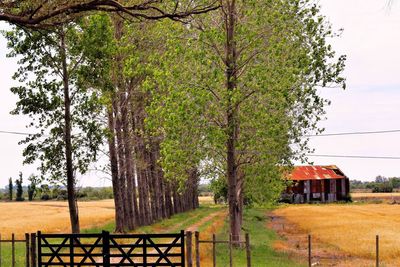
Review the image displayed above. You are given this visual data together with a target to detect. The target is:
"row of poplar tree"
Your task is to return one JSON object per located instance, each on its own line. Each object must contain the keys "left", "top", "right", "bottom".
{"left": 4, "top": 0, "right": 345, "bottom": 238}
{"left": 5, "top": 15, "right": 200, "bottom": 233}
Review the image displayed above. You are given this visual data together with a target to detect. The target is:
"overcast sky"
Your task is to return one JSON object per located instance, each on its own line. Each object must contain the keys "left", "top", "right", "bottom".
{"left": 0, "top": 0, "right": 400, "bottom": 187}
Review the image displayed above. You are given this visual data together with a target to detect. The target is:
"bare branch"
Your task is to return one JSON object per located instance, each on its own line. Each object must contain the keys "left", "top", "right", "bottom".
{"left": 0, "top": 0, "right": 220, "bottom": 28}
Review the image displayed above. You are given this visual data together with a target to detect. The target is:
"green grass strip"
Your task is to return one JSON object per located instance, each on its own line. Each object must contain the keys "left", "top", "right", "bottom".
{"left": 214, "top": 208, "right": 305, "bottom": 267}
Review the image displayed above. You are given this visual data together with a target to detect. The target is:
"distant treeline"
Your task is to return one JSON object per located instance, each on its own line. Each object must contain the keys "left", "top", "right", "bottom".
{"left": 0, "top": 184, "right": 113, "bottom": 201}
{"left": 1, "top": 182, "right": 212, "bottom": 202}
{"left": 351, "top": 176, "right": 400, "bottom": 193}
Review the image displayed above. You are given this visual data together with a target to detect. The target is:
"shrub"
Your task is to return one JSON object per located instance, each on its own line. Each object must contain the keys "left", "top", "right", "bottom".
{"left": 372, "top": 184, "right": 393, "bottom": 193}
{"left": 41, "top": 194, "right": 50, "bottom": 200}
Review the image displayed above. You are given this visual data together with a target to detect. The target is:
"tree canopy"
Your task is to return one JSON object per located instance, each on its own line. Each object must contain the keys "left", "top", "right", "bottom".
{"left": 145, "top": 0, "right": 345, "bottom": 241}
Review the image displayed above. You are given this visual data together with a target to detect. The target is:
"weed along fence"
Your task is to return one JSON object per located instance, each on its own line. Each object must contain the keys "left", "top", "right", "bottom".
{"left": 2, "top": 230, "right": 251, "bottom": 267}
{"left": 307, "top": 234, "right": 383, "bottom": 267}
{"left": 0, "top": 230, "right": 391, "bottom": 266}
{"left": 185, "top": 231, "right": 251, "bottom": 267}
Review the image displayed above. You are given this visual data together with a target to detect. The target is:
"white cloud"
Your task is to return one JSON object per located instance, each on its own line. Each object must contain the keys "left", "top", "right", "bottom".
{"left": 320, "top": 0, "right": 400, "bottom": 88}
{"left": 306, "top": 0, "right": 400, "bottom": 180}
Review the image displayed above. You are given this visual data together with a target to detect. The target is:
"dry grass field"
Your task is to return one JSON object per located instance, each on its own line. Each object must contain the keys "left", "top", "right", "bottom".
{"left": 352, "top": 192, "right": 400, "bottom": 203}
{"left": 0, "top": 197, "right": 216, "bottom": 239}
{"left": 352, "top": 192, "right": 400, "bottom": 198}
{"left": 274, "top": 204, "right": 400, "bottom": 265}
{"left": 198, "top": 195, "right": 214, "bottom": 204}
{"left": 0, "top": 200, "right": 115, "bottom": 238}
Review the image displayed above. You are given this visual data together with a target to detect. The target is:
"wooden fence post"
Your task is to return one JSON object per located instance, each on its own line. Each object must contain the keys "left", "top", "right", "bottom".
{"left": 30, "top": 233, "right": 36, "bottom": 267}
{"left": 229, "top": 233, "right": 233, "bottom": 267}
{"left": 181, "top": 230, "right": 186, "bottom": 267}
{"left": 0, "top": 233, "right": 2, "bottom": 267}
{"left": 12, "top": 233, "right": 15, "bottom": 267}
{"left": 212, "top": 234, "right": 216, "bottom": 267}
{"left": 376, "top": 235, "right": 379, "bottom": 267}
{"left": 195, "top": 231, "right": 200, "bottom": 267}
{"left": 102, "top": 231, "right": 110, "bottom": 267}
{"left": 186, "top": 231, "right": 193, "bottom": 267}
{"left": 37, "top": 232, "right": 42, "bottom": 267}
{"left": 245, "top": 233, "right": 251, "bottom": 267}
{"left": 25, "top": 233, "right": 30, "bottom": 267}
{"left": 308, "top": 234, "right": 311, "bottom": 267}
{"left": 70, "top": 235, "right": 74, "bottom": 266}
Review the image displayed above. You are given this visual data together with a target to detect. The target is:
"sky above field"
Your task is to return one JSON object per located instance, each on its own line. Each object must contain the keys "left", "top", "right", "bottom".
{"left": 0, "top": 0, "right": 400, "bottom": 187}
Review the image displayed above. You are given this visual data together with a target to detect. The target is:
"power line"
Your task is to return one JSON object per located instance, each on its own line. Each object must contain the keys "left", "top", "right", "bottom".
{"left": 0, "top": 130, "right": 32, "bottom": 136}
{"left": 305, "top": 129, "right": 400, "bottom": 137}
{"left": 306, "top": 154, "right": 400, "bottom": 160}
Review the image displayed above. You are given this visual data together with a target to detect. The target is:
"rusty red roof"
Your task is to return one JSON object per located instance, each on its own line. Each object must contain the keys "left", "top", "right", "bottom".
{"left": 287, "top": 165, "right": 347, "bottom": 181}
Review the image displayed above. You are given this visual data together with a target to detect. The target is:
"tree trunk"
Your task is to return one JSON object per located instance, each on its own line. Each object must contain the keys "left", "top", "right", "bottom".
{"left": 107, "top": 107, "right": 125, "bottom": 232}
{"left": 119, "top": 91, "right": 136, "bottom": 230}
{"left": 60, "top": 29, "right": 80, "bottom": 234}
{"left": 122, "top": 99, "right": 138, "bottom": 228}
{"left": 130, "top": 104, "right": 145, "bottom": 226}
{"left": 225, "top": 0, "right": 241, "bottom": 243}
{"left": 132, "top": 96, "right": 152, "bottom": 225}
{"left": 114, "top": 97, "right": 132, "bottom": 231}
{"left": 164, "top": 180, "right": 173, "bottom": 218}
{"left": 150, "top": 142, "right": 162, "bottom": 220}
{"left": 159, "top": 168, "right": 168, "bottom": 219}
{"left": 190, "top": 168, "right": 199, "bottom": 209}
{"left": 144, "top": 150, "right": 154, "bottom": 223}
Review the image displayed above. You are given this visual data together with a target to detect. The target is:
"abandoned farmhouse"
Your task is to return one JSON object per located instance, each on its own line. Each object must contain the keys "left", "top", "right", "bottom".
{"left": 284, "top": 165, "right": 350, "bottom": 203}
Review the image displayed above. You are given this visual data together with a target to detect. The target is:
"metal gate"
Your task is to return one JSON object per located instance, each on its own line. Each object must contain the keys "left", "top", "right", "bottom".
{"left": 37, "top": 230, "right": 185, "bottom": 266}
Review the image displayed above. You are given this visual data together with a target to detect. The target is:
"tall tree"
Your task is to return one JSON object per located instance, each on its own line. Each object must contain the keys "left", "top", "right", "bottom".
{"left": 148, "top": 0, "right": 345, "bottom": 242}
{"left": 8, "top": 177, "right": 13, "bottom": 201}
{"left": 27, "top": 174, "right": 38, "bottom": 201}
{"left": 5, "top": 24, "right": 104, "bottom": 233}
{"left": 82, "top": 15, "right": 203, "bottom": 231}
{"left": 15, "top": 172, "right": 24, "bottom": 201}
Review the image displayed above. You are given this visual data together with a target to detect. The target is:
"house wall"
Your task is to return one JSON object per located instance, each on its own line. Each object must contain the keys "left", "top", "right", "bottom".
{"left": 288, "top": 178, "right": 350, "bottom": 203}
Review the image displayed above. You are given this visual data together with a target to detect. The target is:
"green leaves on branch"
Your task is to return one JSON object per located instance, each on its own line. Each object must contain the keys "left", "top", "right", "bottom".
{"left": 146, "top": 0, "right": 345, "bottom": 204}
{"left": 5, "top": 21, "right": 107, "bottom": 185}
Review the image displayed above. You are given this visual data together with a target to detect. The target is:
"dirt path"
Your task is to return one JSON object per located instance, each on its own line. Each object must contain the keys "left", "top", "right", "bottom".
{"left": 267, "top": 212, "right": 379, "bottom": 267}
{"left": 186, "top": 210, "right": 225, "bottom": 232}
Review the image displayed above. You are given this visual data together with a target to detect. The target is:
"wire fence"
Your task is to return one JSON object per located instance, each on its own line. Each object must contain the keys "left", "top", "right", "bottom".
{"left": 186, "top": 231, "right": 251, "bottom": 267}
{"left": 0, "top": 230, "right": 393, "bottom": 267}
{"left": 0, "top": 233, "right": 34, "bottom": 267}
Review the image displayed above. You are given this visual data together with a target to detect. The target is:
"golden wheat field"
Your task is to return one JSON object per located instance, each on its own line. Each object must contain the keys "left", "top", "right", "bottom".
{"left": 274, "top": 204, "right": 400, "bottom": 263}
{"left": 352, "top": 192, "right": 400, "bottom": 198}
{"left": 198, "top": 195, "right": 214, "bottom": 204}
{"left": 0, "top": 200, "right": 115, "bottom": 238}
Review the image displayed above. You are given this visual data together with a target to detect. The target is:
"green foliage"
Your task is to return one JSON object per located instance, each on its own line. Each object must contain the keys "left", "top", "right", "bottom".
{"left": 15, "top": 172, "right": 24, "bottom": 201}
{"left": 39, "top": 184, "right": 50, "bottom": 200}
{"left": 5, "top": 22, "right": 105, "bottom": 186}
{"left": 351, "top": 176, "right": 400, "bottom": 192}
{"left": 146, "top": 0, "right": 345, "bottom": 204}
{"left": 372, "top": 184, "right": 393, "bottom": 193}
{"left": 389, "top": 177, "right": 400, "bottom": 189}
{"left": 198, "top": 183, "right": 212, "bottom": 196}
{"left": 77, "top": 187, "right": 114, "bottom": 200}
{"left": 27, "top": 174, "right": 38, "bottom": 201}
{"left": 210, "top": 177, "right": 228, "bottom": 204}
